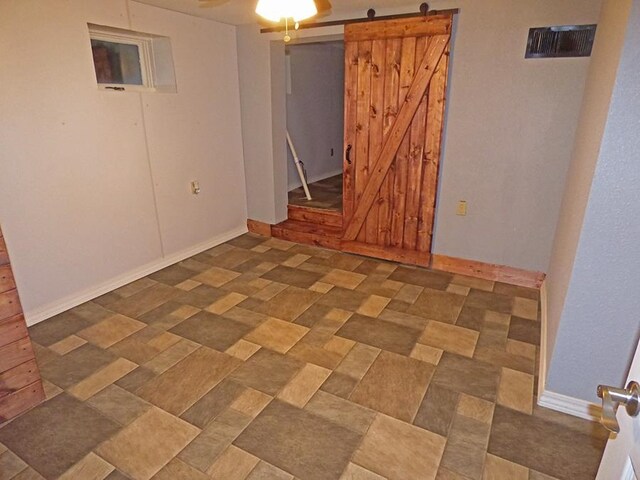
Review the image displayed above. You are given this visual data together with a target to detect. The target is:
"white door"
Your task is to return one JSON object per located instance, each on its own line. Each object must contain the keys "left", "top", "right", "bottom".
{"left": 597, "top": 338, "right": 640, "bottom": 479}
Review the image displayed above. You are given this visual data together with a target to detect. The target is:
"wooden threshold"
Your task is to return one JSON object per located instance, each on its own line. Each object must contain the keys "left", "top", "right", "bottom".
{"left": 431, "top": 254, "right": 545, "bottom": 289}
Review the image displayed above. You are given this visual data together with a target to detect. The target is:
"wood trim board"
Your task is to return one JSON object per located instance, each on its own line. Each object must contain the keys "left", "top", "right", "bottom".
{"left": 247, "top": 219, "right": 272, "bottom": 237}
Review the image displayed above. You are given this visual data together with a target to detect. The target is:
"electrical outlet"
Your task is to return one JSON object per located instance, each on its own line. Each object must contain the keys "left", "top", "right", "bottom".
{"left": 456, "top": 200, "right": 467, "bottom": 216}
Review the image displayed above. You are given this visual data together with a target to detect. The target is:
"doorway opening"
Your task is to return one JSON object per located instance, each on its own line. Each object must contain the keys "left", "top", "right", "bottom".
{"left": 286, "top": 40, "right": 344, "bottom": 212}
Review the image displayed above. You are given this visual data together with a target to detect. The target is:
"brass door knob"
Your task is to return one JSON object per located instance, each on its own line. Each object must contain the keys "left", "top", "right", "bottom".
{"left": 596, "top": 381, "right": 640, "bottom": 433}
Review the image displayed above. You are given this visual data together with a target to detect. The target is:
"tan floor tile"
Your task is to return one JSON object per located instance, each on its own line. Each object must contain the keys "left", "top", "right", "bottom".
{"left": 394, "top": 284, "right": 423, "bottom": 304}
{"left": 206, "top": 292, "right": 248, "bottom": 314}
{"left": 309, "top": 281, "right": 335, "bottom": 293}
{"left": 247, "top": 461, "right": 293, "bottom": 480}
{"left": 231, "top": 388, "right": 273, "bottom": 417}
{"left": 255, "top": 261, "right": 278, "bottom": 274}
{"left": 87, "top": 384, "right": 152, "bottom": 426}
{"left": 244, "top": 317, "right": 309, "bottom": 354}
{"left": 78, "top": 315, "right": 146, "bottom": 349}
{"left": 321, "top": 269, "right": 367, "bottom": 290}
{"left": 69, "top": 358, "right": 138, "bottom": 401}
{"left": 251, "top": 244, "right": 271, "bottom": 253}
{"left": 207, "top": 445, "right": 260, "bottom": 479}
{"left": 451, "top": 274, "right": 494, "bottom": 292}
{"left": 282, "top": 253, "right": 311, "bottom": 267}
{"left": 153, "top": 458, "right": 209, "bottom": 480}
{"left": 420, "top": 321, "right": 479, "bottom": 358}
{"left": 335, "top": 343, "right": 381, "bottom": 379}
{"left": 484, "top": 311, "right": 511, "bottom": 326}
{"left": 446, "top": 283, "right": 470, "bottom": 296}
{"left": 505, "top": 339, "right": 537, "bottom": 360}
{"left": 175, "top": 279, "right": 201, "bottom": 291}
{"left": 325, "top": 308, "right": 353, "bottom": 323}
{"left": 195, "top": 267, "right": 241, "bottom": 287}
{"left": 512, "top": 297, "right": 538, "bottom": 320}
{"left": 305, "top": 391, "right": 376, "bottom": 435}
{"left": 353, "top": 414, "right": 446, "bottom": 480}
{"left": 381, "top": 279, "right": 404, "bottom": 291}
{"left": 172, "top": 304, "right": 201, "bottom": 320}
{"left": 58, "top": 452, "right": 114, "bottom": 480}
{"left": 356, "top": 295, "right": 391, "bottom": 318}
{"left": 248, "top": 277, "right": 272, "bottom": 290}
{"left": 324, "top": 336, "right": 356, "bottom": 356}
{"left": 97, "top": 407, "right": 199, "bottom": 480}
{"left": 0, "top": 450, "right": 27, "bottom": 479}
{"left": 226, "top": 339, "right": 261, "bottom": 360}
{"left": 483, "top": 453, "right": 529, "bottom": 480}
{"left": 497, "top": 368, "right": 534, "bottom": 414}
{"left": 341, "top": 462, "right": 386, "bottom": 480}
{"left": 456, "top": 394, "right": 495, "bottom": 424}
{"left": 144, "top": 338, "right": 200, "bottom": 374}
{"left": 49, "top": 335, "right": 87, "bottom": 355}
{"left": 410, "top": 343, "right": 444, "bottom": 365}
{"left": 252, "top": 282, "right": 288, "bottom": 301}
{"left": 12, "top": 467, "right": 46, "bottom": 480}
{"left": 146, "top": 332, "right": 180, "bottom": 352}
{"left": 436, "top": 466, "right": 472, "bottom": 479}
{"left": 350, "top": 351, "right": 434, "bottom": 422}
{"left": 277, "top": 363, "right": 332, "bottom": 407}
{"left": 137, "top": 347, "right": 240, "bottom": 415}
{"left": 263, "top": 237, "right": 295, "bottom": 251}
{"left": 42, "top": 379, "right": 63, "bottom": 399}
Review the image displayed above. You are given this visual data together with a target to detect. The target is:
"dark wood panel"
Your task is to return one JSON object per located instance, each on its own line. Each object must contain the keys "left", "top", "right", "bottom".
{"left": 0, "top": 289, "right": 21, "bottom": 321}
{"left": 0, "top": 337, "right": 35, "bottom": 375}
{"left": 0, "top": 314, "right": 28, "bottom": 349}
{"left": 287, "top": 206, "right": 343, "bottom": 228}
{"left": 345, "top": 15, "right": 452, "bottom": 42}
{"left": 0, "top": 381, "right": 45, "bottom": 423}
{"left": 247, "top": 219, "right": 272, "bottom": 237}
{"left": 0, "top": 360, "right": 40, "bottom": 399}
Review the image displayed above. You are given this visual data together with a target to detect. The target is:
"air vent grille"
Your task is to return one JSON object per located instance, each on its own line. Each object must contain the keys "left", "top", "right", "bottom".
{"left": 526, "top": 25, "right": 597, "bottom": 58}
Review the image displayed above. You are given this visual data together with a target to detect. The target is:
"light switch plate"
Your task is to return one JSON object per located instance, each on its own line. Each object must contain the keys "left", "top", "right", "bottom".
{"left": 456, "top": 201, "right": 467, "bottom": 216}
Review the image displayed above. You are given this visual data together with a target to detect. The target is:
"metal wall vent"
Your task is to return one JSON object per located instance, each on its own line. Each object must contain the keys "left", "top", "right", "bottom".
{"left": 525, "top": 25, "right": 597, "bottom": 58}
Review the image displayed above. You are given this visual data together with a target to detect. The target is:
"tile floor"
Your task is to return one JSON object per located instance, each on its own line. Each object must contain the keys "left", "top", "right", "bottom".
{"left": 0, "top": 234, "right": 608, "bottom": 480}
{"left": 288, "top": 174, "right": 343, "bottom": 211}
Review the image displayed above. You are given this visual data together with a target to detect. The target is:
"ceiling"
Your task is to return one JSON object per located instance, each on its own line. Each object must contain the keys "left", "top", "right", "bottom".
{"left": 134, "top": 0, "right": 421, "bottom": 26}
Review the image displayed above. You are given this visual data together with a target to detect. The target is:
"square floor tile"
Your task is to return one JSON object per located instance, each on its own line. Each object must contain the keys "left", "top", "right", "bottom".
{"left": 419, "top": 321, "right": 479, "bottom": 358}
{"left": 431, "top": 353, "right": 501, "bottom": 402}
{"left": 336, "top": 314, "right": 421, "bottom": 356}
{"left": 407, "top": 289, "right": 465, "bottom": 323}
{"left": 39, "top": 343, "right": 116, "bottom": 389}
{"left": 0, "top": 394, "right": 119, "bottom": 479}
{"left": 170, "top": 311, "right": 253, "bottom": 352}
{"left": 97, "top": 407, "right": 199, "bottom": 480}
{"left": 244, "top": 317, "right": 309, "bottom": 354}
{"left": 235, "top": 400, "right": 361, "bottom": 480}
{"left": 229, "top": 349, "right": 303, "bottom": 396}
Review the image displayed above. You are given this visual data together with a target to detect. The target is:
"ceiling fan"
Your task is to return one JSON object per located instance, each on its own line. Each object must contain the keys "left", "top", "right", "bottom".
{"left": 197, "top": 0, "right": 333, "bottom": 21}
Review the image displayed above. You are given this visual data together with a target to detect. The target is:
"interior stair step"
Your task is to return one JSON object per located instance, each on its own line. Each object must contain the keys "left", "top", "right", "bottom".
{"left": 271, "top": 219, "right": 342, "bottom": 249}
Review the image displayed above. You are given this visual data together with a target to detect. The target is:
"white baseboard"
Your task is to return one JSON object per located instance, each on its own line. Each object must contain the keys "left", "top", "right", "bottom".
{"left": 287, "top": 167, "right": 343, "bottom": 192}
{"left": 536, "top": 280, "right": 601, "bottom": 422}
{"left": 24, "top": 225, "right": 248, "bottom": 327}
{"left": 538, "top": 389, "right": 601, "bottom": 421}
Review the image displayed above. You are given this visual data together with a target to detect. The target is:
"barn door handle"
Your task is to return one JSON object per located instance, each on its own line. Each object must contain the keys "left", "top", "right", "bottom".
{"left": 345, "top": 144, "right": 352, "bottom": 164}
{"left": 596, "top": 381, "right": 640, "bottom": 433}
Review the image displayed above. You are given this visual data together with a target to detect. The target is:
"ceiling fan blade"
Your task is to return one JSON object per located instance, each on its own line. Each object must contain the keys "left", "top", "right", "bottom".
{"left": 198, "top": 0, "right": 231, "bottom": 7}
{"left": 315, "top": 0, "right": 332, "bottom": 14}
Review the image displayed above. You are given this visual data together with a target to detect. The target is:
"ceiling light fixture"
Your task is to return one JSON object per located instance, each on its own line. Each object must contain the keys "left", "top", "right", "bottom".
{"left": 255, "top": 0, "right": 318, "bottom": 42}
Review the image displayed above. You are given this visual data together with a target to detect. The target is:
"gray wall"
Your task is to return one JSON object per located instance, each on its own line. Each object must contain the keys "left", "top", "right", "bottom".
{"left": 237, "top": 0, "right": 602, "bottom": 271}
{"left": 545, "top": 0, "right": 639, "bottom": 401}
{"left": 286, "top": 42, "right": 344, "bottom": 190}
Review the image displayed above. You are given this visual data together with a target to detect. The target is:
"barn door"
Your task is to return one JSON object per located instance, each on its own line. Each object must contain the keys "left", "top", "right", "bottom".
{"left": 342, "top": 15, "right": 452, "bottom": 266}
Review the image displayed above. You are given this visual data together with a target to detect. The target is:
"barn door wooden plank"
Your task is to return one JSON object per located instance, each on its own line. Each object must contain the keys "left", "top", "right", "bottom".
{"left": 377, "top": 38, "right": 402, "bottom": 246}
{"left": 403, "top": 36, "right": 429, "bottom": 250}
{"left": 344, "top": 15, "right": 452, "bottom": 42}
{"left": 390, "top": 36, "right": 416, "bottom": 248}
{"left": 365, "top": 39, "right": 387, "bottom": 244}
{"left": 418, "top": 44, "right": 450, "bottom": 252}
{"left": 344, "top": 34, "right": 449, "bottom": 241}
{"left": 343, "top": 42, "right": 359, "bottom": 227}
{"left": 354, "top": 41, "right": 373, "bottom": 243}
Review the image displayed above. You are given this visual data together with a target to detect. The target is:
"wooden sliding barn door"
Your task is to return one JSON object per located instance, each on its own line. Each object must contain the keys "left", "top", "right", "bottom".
{"left": 342, "top": 15, "right": 452, "bottom": 266}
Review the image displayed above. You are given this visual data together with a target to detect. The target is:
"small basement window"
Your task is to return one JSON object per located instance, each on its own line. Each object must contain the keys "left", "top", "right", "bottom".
{"left": 88, "top": 24, "right": 177, "bottom": 93}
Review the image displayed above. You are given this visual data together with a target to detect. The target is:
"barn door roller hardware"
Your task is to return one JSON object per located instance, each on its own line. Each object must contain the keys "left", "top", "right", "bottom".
{"left": 260, "top": 3, "right": 459, "bottom": 34}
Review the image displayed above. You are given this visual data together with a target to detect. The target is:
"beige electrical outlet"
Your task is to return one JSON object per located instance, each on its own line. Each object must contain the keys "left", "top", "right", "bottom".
{"left": 456, "top": 200, "right": 467, "bottom": 216}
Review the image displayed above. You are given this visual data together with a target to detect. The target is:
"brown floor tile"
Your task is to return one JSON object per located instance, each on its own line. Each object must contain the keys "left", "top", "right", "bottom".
{"left": 235, "top": 400, "right": 361, "bottom": 480}
{"left": 0, "top": 394, "right": 119, "bottom": 479}
{"left": 305, "top": 390, "right": 376, "bottom": 434}
{"left": 148, "top": 264, "right": 197, "bottom": 286}
{"left": 137, "top": 347, "right": 240, "bottom": 415}
{"left": 177, "top": 418, "right": 243, "bottom": 472}
{"left": 97, "top": 407, "right": 199, "bottom": 480}
{"left": 350, "top": 351, "right": 434, "bottom": 422}
{"left": 420, "top": 321, "right": 479, "bottom": 358}
{"left": 431, "top": 353, "right": 501, "bottom": 402}
{"left": 508, "top": 316, "right": 541, "bottom": 345}
{"left": 246, "top": 461, "right": 294, "bottom": 480}
{"left": 464, "top": 290, "right": 513, "bottom": 314}
{"left": 497, "top": 367, "right": 534, "bottom": 414}
{"left": 108, "top": 283, "right": 179, "bottom": 319}
{"left": 170, "top": 310, "right": 253, "bottom": 352}
{"left": 287, "top": 342, "right": 343, "bottom": 370}
{"left": 414, "top": 384, "right": 459, "bottom": 436}
{"left": 316, "top": 287, "right": 369, "bottom": 312}
{"left": 321, "top": 372, "right": 359, "bottom": 398}
{"left": 388, "top": 266, "right": 452, "bottom": 290}
{"left": 336, "top": 314, "right": 420, "bottom": 356}
{"left": 58, "top": 452, "right": 115, "bottom": 480}
{"left": 483, "top": 453, "right": 529, "bottom": 480}
{"left": 262, "top": 265, "right": 323, "bottom": 289}
{"left": 12, "top": 467, "right": 46, "bottom": 480}
{"left": 28, "top": 311, "right": 92, "bottom": 347}
{"left": 229, "top": 349, "right": 303, "bottom": 396}
{"left": 379, "top": 308, "right": 429, "bottom": 330}
{"left": 0, "top": 449, "right": 27, "bottom": 479}
{"left": 407, "top": 288, "right": 466, "bottom": 324}
{"left": 48, "top": 334, "right": 87, "bottom": 356}
{"left": 493, "top": 282, "right": 539, "bottom": 300}
{"left": 39, "top": 343, "right": 117, "bottom": 389}
{"left": 353, "top": 413, "right": 446, "bottom": 480}
{"left": 152, "top": 458, "right": 209, "bottom": 480}
{"left": 87, "top": 384, "right": 152, "bottom": 426}
{"left": 411, "top": 343, "right": 444, "bottom": 365}
{"left": 181, "top": 378, "right": 246, "bottom": 428}
{"left": 277, "top": 363, "right": 331, "bottom": 407}
{"left": 245, "top": 317, "right": 309, "bottom": 354}
{"left": 68, "top": 357, "right": 138, "bottom": 401}
{"left": 231, "top": 388, "right": 272, "bottom": 417}
{"left": 456, "top": 393, "right": 495, "bottom": 424}
{"left": 255, "top": 286, "right": 321, "bottom": 321}
{"left": 143, "top": 338, "right": 200, "bottom": 374}
{"left": 488, "top": 405, "right": 606, "bottom": 480}
{"left": 115, "top": 366, "right": 157, "bottom": 393}
{"left": 340, "top": 463, "right": 386, "bottom": 480}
